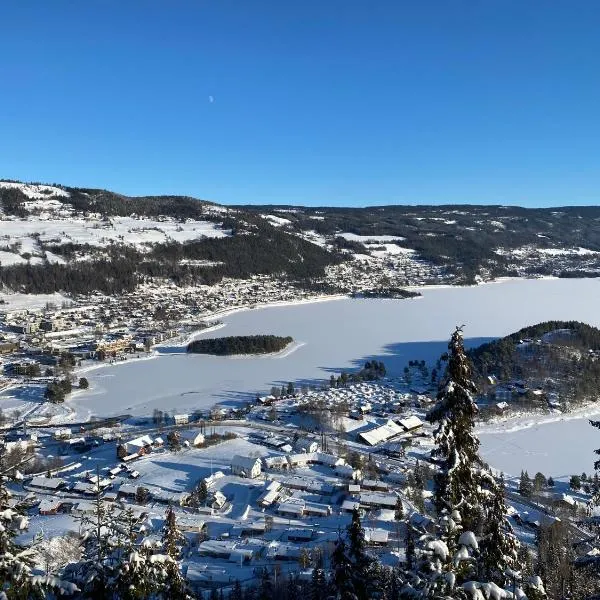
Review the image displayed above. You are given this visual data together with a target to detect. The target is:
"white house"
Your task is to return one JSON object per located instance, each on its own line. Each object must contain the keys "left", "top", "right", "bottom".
{"left": 174, "top": 414, "right": 189, "bottom": 425}
{"left": 364, "top": 528, "right": 389, "bottom": 546}
{"left": 257, "top": 481, "right": 282, "bottom": 507}
{"left": 124, "top": 435, "right": 154, "bottom": 456}
{"left": 293, "top": 437, "right": 318, "bottom": 453}
{"left": 231, "top": 455, "right": 262, "bottom": 479}
{"left": 397, "top": 415, "right": 424, "bottom": 432}
{"left": 210, "top": 490, "right": 227, "bottom": 510}
{"left": 54, "top": 428, "right": 72, "bottom": 441}
{"left": 357, "top": 420, "right": 403, "bottom": 446}
{"left": 180, "top": 430, "right": 205, "bottom": 447}
{"left": 30, "top": 476, "right": 66, "bottom": 491}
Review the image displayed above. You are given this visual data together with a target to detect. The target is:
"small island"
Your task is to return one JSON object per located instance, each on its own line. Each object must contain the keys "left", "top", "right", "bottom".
{"left": 187, "top": 335, "right": 294, "bottom": 356}
{"left": 351, "top": 287, "right": 421, "bottom": 299}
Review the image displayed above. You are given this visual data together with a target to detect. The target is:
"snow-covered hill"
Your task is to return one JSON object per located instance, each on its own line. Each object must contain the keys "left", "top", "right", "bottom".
{"left": 3, "top": 178, "right": 600, "bottom": 296}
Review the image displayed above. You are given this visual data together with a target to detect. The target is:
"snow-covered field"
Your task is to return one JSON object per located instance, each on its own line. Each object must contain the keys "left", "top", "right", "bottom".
{"left": 0, "top": 292, "right": 69, "bottom": 311}
{"left": 338, "top": 233, "right": 406, "bottom": 242}
{"left": 0, "top": 215, "right": 229, "bottom": 259}
{"left": 0, "top": 181, "right": 231, "bottom": 262}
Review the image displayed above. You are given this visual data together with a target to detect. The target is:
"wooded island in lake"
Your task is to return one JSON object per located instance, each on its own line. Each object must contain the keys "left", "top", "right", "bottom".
{"left": 186, "top": 335, "right": 293, "bottom": 356}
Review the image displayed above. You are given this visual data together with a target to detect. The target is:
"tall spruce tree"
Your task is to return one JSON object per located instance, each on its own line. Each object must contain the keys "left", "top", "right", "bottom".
{"left": 330, "top": 509, "right": 376, "bottom": 600}
{"left": 113, "top": 508, "right": 167, "bottom": 600}
{"left": 161, "top": 505, "right": 191, "bottom": 600}
{"left": 71, "top": 470, "right": 119, "bottom": 596}
{"left": 0, "top": 441, "right": 51, "bottom": 599}
{"left": 519, "top": 470, "right": 533, "bottom": 498}
{"left": 331, "top": 537, "right": 357, "bottom": 600}
{"left": 425, "top": 327, "right": 519, "bottom": 590}
{"left": 427, "top": 327, "right": 482, "bottom": 531}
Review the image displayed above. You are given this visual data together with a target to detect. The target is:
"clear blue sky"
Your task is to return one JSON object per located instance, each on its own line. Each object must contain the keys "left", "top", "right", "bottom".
{"left": 1, "top": 1, "right": 599, "bottom": 207}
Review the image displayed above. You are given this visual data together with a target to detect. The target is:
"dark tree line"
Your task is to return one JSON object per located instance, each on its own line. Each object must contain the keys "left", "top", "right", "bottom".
{"left": 0, "top": 227, "right": 343, "bottom": 295}
{"left": 187, "top": 335, "right": 293, "bottom": 356}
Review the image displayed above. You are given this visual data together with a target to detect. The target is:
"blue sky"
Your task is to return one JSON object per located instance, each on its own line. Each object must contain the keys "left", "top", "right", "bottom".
{"left": 1, "top": 1, "right": 599, "bottom": 207}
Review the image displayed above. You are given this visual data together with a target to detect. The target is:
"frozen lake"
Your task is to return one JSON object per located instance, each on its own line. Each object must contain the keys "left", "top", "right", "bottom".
{"left": 36, "top": 278, "right": 600, "bottom": 474}
{"left": 478, "top": 412, "right": 600, "bottom": 479}
{"left": 68, "top": 278, "right": 600, "bottom": 419}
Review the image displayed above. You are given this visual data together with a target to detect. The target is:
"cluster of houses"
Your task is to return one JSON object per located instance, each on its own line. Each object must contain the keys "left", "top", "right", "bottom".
{"left": 322, "top": 244, "right": 450, "bottom": 290}
{"left": 119, "top": 430, "right": 206, "bottom": 462}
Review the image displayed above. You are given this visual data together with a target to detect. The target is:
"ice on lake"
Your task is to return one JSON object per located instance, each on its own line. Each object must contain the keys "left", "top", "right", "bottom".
{"left": 40, "top": 277, "right": 600, "bottom": 475}
{"left": 69, "top": 278, "right": 600, "bottom": 417}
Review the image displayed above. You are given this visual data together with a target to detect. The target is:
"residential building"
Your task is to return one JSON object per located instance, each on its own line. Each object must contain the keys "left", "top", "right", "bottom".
{"left": 231, "top": 455, "right": 262, "bottom": 479}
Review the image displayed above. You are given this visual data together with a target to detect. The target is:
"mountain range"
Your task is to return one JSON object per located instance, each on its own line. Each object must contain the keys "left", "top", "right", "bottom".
{"left": 2, "top": 179, "right": 600, "bottom": 296}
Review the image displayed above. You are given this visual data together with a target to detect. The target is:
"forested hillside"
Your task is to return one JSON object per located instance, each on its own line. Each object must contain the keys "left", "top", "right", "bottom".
{"left": 470, "top": 321, "right": 600, "bottom": 407}
{"left": 4, "top": 180, "right": 600, "bottom": 295}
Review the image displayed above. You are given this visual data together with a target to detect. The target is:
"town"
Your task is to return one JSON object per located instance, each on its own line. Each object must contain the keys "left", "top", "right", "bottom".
{"left": 0, "top": 363, "right": 593, "bottom": 596}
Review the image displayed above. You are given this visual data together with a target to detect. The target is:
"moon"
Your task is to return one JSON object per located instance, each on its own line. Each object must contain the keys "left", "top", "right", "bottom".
{"left": 208, "top": 95, "right": 214, "bottom": 103}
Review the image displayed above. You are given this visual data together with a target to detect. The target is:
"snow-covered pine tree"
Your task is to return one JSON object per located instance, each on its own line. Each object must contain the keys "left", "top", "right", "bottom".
{"left": 477, "top": 472, "right": 518, "bottom": 585}
{"left": 331, "top": 537, "right": 357, "bottom": 600}
{"left": 310, "top": 566, "right": 327, "bottom": 600}
{"left": 160, "top": 505, "right": 191, "bottom": 599}
{"left": 346, "top": 508, "right": 373, "bottom": 600}
{"left": 70, "top": 472, "right": 119, "bottom": 596}
{"left": 519, "top": 470, "right": 533, "bottom": 498}
{"left": 0, "top": 439, "right": 79, "bottom": 598}
{"left": 427, "top": 327, "right": 482, "bottom": 532}
{"left": 424, "top": 327, "right": 520, "bottom": 592}
{"left": 310, "top": 548, "right": 328, "bottom": 600}
{"left": 112, "top": 507, "right": 169, "bottom": 600}
{"left": 0, "top": 441, "right": 45, "bottom": 599}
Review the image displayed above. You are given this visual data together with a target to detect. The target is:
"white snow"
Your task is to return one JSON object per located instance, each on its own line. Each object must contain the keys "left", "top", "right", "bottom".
{"left": 537, "top": 247, "right": 599, "bottom": 256}
{"left": 0, "top": 215, "right": 229, "bottom": 252}
{"left": 338, "top": 233, "right": 406, "bottom": 242}
{"left": 427, "top": 539, "right": 449, "bottom": 560}
{"left": 369, "top": 243, "right": 416, "bottom": 257}
{"left": 0, "top": 181, "right": 70, "bottom": 199}
{"left": 0, "top": 251, "right": 27, "bottom": 266}
{"left": 499, "top": 245, "right": 600, "bottom": 257}
{"left": 458, "top": 531, "right": 478, "bottom": 549}
{"left": 0, "top": 292, "right": 68, "bottom": 311}
{"left": 263, "top": 215, "right": 291, "bottom": 227}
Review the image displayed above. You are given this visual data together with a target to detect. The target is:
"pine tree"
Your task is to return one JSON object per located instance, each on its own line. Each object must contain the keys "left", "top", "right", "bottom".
{"left": 112, "top": 508, "right": 164, "bottom": 600}
{"left": 287, "top": 573, "right": 301, "bottom": 600}
{"left": 348, "top": 508, "right": 375, "bottom": 600}
{"left": 394, "top": 496, "right": 404, "bottom": 521}
{"left": 72, "top": 470, "right": 119, "bottom": 596}
{"left": 424, "top": 327, "right": 520, "bottom": 589}
{"left": 160, "top": 505, "right": 191, "bottom": 599}
{"left": 331, "top": 538, "right": 357, "bottom": 600}
{"left": 231, "top": 579, "right": 243, "bottom": 600}
{"left": 405, "top": 524, "right": 415, "bottom": 571}
{"left": 0, "top": 442, "right": 51, "bottom": 599}
{"left": 257, "top": 567, "right": 273, "bottom": 600}
{"left": 519, "top": 470, "right": 533, "bottom": 497}
{"left": 478, "top": 472, "right": 518, "bottom": 584}
{"left": 310, "top": 563, "right": 327, "bottom": 600}
{"left": 533, "top": 472, "right": 547, "bottom": 492}
{"left": 427, "top": 327, "right": 482, "bottom": 531}
{"left": 198, "top": 478, "right": 209, "bottom": 504}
